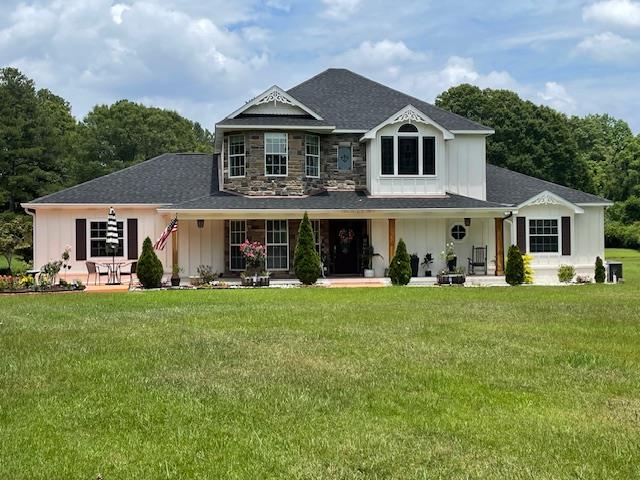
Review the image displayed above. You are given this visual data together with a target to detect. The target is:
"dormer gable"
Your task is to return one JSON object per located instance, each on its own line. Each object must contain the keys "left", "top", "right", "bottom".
{"left": 226, "top": 86, "right": 324, "bottom": 120}
{"left": 361, "top": 105, "right": 455, "bottom": 141}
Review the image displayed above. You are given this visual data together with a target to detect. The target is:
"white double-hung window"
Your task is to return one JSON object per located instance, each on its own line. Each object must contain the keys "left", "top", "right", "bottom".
{"left": 305, "top": 134, "right": 320, "bottom": 177}
{"left": 228, "top": 134, "right": 245, "bottom": 177}
{"left": 265, "top": 132, "right": 288, "bottom": 176}
{"left": 266, "top": 220, "right": 289, "bottom": 270}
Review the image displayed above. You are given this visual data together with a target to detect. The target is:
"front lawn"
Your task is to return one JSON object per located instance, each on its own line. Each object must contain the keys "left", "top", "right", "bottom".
{"left": 1, "top": 251, "right": 639, "bottom": 479}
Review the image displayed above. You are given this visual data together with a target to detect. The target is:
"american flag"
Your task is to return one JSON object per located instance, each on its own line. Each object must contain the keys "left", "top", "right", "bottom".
{"left": 154, "top": 217, "right": 178, "bottom": 250}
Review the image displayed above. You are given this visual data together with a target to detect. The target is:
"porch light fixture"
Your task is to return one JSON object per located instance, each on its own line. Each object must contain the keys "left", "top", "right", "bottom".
{"left": 197, "top": 219, "right": 205, "bottom": 229}
{"left": 464, "top": 218, "right": 471, "bottom": 226}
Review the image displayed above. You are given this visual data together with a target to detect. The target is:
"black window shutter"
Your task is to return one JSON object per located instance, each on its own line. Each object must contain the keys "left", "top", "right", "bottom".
{"left": 381, "top": 136, "right": 394, "bottom": 174}
{"left": 127, "top": 218, "right": 138, "bottom": 260}
{"left": 516, "top": 217, "right": 526, "bottom": 254}
{"left": 75, "top": 219, "right": 87, "bottom": 261}
{"left": 423, "top": 137, "right": 436, "bottom": 175}
{"left": 561, "top": 216, "right": 571, "bottom": 256}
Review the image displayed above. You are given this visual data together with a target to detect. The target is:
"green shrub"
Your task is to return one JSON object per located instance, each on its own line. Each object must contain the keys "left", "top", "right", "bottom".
{"left": 594, "top": 256, "right": 606, "bottom": 284}
{"left": 388, "top": 238, "right": 412, "bottom": 286}
{"left": 522, "top": 253, "right": 534, "bottom": 284}
{"left": 505, "top": 245, "right": 525, "bottom": 285}
{"left": 294, "top": 212, "right": 321, "bottom": 285}
{"left": 137, "top": 237, "right": 164, "bottom": 288}
{"left": 557, "top": 264, "right": 575, "bottom": 283}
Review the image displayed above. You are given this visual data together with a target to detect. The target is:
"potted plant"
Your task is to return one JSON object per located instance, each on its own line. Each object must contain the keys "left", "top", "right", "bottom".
{"left": 410, "top": 253, "right": 419, "bottom": 277}
{"left": 170, "top": 264, "right": 182, "bottom": 286}
{"left": 422, "top": 252, "right": 433, "bottom": 276}
{"left": 441, "top": 242, "right": 457, "bottom": 272}
{"left": 239, "top": 240, "right": 268, "bottom": 286}
{"left": 362, "top": 245, "right": 383, "bottom": 278}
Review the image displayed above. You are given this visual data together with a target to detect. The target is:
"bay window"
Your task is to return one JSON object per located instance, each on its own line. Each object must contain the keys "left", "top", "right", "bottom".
{"left": 305, "top": 135, "right": 320, "bottom": 177}
{"left": 265, "top": 132, "right": 288, "bottom": 176}
{"left": 228, "top": 134, "right": 245, "bottom": 177}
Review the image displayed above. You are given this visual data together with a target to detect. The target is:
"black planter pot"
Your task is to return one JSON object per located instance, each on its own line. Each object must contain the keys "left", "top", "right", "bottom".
{"left": 410, "top": 257, "right": 419, "bottom": 277}
{"left": 424, "top": 270, "right": 432, "bottom": 277}
{"left": 447, "top": 257, "right": 457, "bottom": 272}
{"left": 170, "top": 276, "right": 181, "bottom": 287}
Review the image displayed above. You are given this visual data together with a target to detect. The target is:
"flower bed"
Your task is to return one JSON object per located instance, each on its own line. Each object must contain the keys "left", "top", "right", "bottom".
{"left": 0, "top": 275, "right": 86, "bottom": 294}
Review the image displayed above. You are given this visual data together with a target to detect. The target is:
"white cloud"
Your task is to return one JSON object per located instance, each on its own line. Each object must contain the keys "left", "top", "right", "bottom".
{"left": 265, "top": 0, "right": 290, "bottom": 12}
{"left": 334, "top": 40, "right": 427, "bottom": 77}
{"left": 583, "top": 0, "right": 640, "bottom": 28}
{"left": 394, "top": 56, "right": 519, "bottom": 102}
{"left": 537, "top": 81, "right": 576, "bottom": 112}
{"left": 110, "top": 3, "right": 130, "bottom": 25}
{"left": 322, "top": 0, "right": 361, "bottom": 19}
{"left": 576, "top": 32, "right": 638, "bottom": 61}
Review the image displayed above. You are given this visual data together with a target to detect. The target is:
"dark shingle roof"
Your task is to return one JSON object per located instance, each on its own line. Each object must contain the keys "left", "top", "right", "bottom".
{"left": 486, "top": 164, "right": 610, "bottom": 205}
{"left": 29, "top": 153, "right": 217, "bottom": 205}
{"left": 216, "top": 116, "right": 333, "bottom": 127}
{"left": 287, "top": 68, "right": 492, "bottom": 131}
{"left": 165, "top": 190, "right": 507, "bottom": 211}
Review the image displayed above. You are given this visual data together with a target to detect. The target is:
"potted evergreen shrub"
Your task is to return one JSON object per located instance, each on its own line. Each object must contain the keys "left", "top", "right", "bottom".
{"left": 294, "top": 212, "right": 321, "bottom": 285}
{"left": 441, "top": 242, "right": 457, "bottom": 272}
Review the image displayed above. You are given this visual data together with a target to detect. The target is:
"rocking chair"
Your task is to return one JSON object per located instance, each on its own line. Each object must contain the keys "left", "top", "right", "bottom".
{"left": 468, "top": 245, "right": 488, "bottom": 275}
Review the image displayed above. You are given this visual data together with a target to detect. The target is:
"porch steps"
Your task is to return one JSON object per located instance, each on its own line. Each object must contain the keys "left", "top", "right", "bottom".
{"left": 323, "top": 277, "right": 388, "bottom": 288}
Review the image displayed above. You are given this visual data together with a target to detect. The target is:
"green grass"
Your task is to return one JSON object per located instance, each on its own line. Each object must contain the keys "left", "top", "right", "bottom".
{"left": 1, "top": 251, "right": 639, "bottom": 479}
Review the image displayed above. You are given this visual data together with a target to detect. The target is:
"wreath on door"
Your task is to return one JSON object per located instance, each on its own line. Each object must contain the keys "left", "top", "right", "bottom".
{"left": 338, "top": 228, "right": 355, "bottom": 253}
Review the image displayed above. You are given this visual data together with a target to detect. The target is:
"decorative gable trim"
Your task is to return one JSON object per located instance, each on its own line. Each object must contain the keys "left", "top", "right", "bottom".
{"left": 226, "top": 86, "right": 324, "bottom": 120}
{"left": 517, "top": 190, "right": 584, "bottom": 213}
{"left": 361, "top": 104, "right": 455, "bottom": 141}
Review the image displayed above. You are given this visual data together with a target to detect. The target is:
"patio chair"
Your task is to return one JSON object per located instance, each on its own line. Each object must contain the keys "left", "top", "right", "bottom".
{"left": 120, "top": 261, "right": 137, "bottom": 286}
{"left": 86, "top": 261, "right": 108, "bottom": 285}
{"left": 468, "top": 245, "right": 488, "bottom": 275}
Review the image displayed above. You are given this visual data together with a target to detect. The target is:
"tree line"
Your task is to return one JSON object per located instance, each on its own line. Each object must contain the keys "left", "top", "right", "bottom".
{"left": 0, "top": 67, "right": 214, "bottom": 214}
{"left": 436, "top": 84, "right": 640, "bottom": 248}
{"left": 2, "top": 67, "right": 640, "bottom": 250}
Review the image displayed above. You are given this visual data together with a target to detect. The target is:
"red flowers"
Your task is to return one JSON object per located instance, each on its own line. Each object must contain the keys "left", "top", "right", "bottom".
{"left": 239, "top": 240, "right": 266, "bottom": 268}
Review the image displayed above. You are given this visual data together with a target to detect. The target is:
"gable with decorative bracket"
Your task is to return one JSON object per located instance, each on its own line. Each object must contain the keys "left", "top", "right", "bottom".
{"left": 226, "top": 86, "right": 323, "bottom": 119}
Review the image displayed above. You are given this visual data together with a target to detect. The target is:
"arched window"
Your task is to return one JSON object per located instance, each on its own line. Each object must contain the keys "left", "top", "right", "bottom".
{"left": 398, "top": 123, "right": 418, "bottom": 132}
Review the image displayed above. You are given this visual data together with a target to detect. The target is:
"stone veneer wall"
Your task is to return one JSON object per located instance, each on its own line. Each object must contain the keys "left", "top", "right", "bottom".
{"left": 223, "top": 219, "right": 330, "bottom": 277}
{"left": 222, "top": 131, "right": 366, "bottom": 196}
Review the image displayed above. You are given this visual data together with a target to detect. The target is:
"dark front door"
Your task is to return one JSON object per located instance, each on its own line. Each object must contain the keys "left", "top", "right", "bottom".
{"left": 329, "top": 220, "right": 366, "bottom": 275}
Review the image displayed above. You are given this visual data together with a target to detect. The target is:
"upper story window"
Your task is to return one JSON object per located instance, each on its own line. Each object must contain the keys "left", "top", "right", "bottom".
{"left": 228, "top": 134, "right": 245, "bottom": 177}
{"left": 337, "top": 145, "right": 352, "bottom": 171}
{"left": 265, "top": 132, "right": 288, "bottom": 176}
{"left": 305, "top": 135, "right": 320, "bottom": 177}
{"left": 380, "top": 124, "right": 436, "bottom": 177}
{"left": 529, "top": 219, "right": 559, "bottom": 253}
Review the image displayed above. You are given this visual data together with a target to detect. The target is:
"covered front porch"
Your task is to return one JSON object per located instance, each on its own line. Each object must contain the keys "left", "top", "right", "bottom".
{"left": 168, "top": 209, "right": 509, "bottom": 281}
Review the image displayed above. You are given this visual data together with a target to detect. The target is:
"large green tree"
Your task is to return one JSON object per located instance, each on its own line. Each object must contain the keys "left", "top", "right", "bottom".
{"left": 0, "top": 68, "right": 76, "bottom": 212}
{"left": 73, "top": 100, "right": 214, "bottom": 182}
{"left": 436, "top": 84, "right": 592, "bottom": 192}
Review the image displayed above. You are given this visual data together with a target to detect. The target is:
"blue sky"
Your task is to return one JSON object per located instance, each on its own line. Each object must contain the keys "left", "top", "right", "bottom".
{"left": 1, "top": 0, "right": 640, "bottom": 131}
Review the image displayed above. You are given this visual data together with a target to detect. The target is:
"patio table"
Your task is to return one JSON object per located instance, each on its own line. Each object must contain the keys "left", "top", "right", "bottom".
{"left": 98, "top": 262, "right": 129, "bottom": 285}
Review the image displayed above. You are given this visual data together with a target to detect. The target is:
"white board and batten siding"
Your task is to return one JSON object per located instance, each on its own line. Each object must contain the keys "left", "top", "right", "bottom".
{"left": 367, "top": 124, "right": 487, "bottom": 200}
{"left": 507, "top": 204, "right": 605, "bottom": 277}
{"left": 31, "top": 207, "right": 171, "bottom": 275}
{"left": 177, "top": 220, "right": 225, "bottom": 278}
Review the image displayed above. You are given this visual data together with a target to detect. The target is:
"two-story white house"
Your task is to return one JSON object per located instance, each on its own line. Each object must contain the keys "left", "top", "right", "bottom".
{"left": 23, "top": 68, "right": 611, "bottom": 281}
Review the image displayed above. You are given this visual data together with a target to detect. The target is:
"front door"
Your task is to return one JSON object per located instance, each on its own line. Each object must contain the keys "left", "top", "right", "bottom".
{"left": 329, "top": 220, "right": 366, "bottom": 275}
